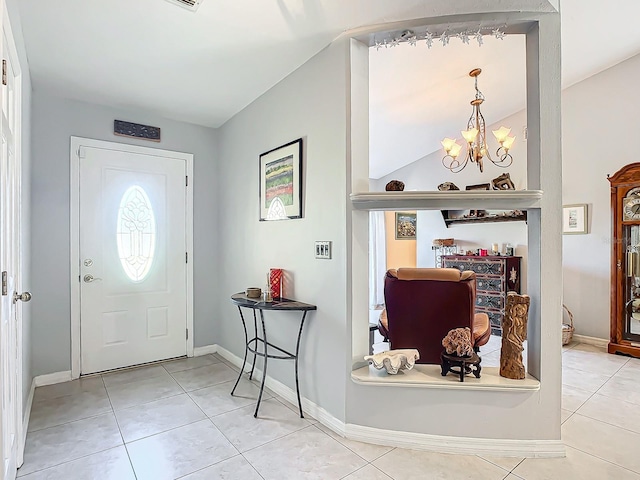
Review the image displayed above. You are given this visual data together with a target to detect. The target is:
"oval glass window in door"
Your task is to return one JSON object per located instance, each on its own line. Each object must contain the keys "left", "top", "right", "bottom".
{"left": 116, "top": 185, "right": 156, "bottom": 282}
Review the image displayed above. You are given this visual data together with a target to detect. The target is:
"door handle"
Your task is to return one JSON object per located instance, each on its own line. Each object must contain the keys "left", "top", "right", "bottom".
{"left": 83, "top": 274, "right": 102, "bottom": 283}
{"left": 13, "top": 291, "right": 31, "bottom": 303}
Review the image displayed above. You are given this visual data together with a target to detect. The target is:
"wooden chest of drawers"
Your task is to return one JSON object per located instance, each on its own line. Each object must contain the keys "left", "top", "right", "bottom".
{"left": 442, "top": 255, "right": 522, "bottom": 336}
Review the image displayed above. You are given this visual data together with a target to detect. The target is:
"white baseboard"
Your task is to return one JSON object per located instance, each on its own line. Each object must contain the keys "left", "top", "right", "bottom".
{"left": 346, "top": 423, "right": 564, "bottom": 458}
{"left": 214, "top": 344, "right": 563, "bottom": 457}
{"left": 19, "top": 378, "right": 36, "bottom": 465}
{"left": 572, "top": 334, "right": 608, "bottom": 349}
{"left": 34, "top": 371, "right": 73, "bottom": 387}
{"left": 193, "top": 345, "right": 218, "bottom": 356}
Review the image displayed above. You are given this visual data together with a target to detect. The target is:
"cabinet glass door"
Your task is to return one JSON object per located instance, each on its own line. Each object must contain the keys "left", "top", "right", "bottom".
{"left": 624, "top": 225, "right": 640, "bottom": 340}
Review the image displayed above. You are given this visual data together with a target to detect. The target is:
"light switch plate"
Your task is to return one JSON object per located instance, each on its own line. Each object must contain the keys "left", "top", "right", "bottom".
{"left": 315, "top": 241, "right": 332, "bottom": 259}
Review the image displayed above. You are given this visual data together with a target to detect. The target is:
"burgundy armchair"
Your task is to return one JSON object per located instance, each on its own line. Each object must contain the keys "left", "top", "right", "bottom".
{"left": 378, "top": 268, "right": 490, "bottom": 364}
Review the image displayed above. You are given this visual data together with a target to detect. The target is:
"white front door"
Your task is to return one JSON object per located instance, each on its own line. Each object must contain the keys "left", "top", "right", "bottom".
{"left": 79, "top": 145, "right": 188, "bottom": 374}
{"left": 0, "top": 11, "right": 24, "bottom": 480}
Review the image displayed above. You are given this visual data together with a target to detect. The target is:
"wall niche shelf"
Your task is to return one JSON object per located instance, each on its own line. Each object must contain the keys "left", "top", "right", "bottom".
{"left": 441, "top": 211, "right": 527, "bottom": 228}
{"left": 350, "top": 190, "right": 543, "bottom": 211}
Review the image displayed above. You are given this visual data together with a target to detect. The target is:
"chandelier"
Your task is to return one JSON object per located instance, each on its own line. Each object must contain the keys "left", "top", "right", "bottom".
{"left": 441, "top": 68, "right": 516, "bottom": 173}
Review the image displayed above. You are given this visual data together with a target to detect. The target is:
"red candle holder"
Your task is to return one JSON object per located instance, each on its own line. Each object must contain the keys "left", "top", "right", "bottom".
{"left": 269, "top": 268, "right": 283, "bottom": 299}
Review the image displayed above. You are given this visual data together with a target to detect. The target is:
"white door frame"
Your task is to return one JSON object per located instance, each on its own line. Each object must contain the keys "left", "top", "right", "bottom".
{"left": 70, "top": 137, "right": 194, "bottom": 379}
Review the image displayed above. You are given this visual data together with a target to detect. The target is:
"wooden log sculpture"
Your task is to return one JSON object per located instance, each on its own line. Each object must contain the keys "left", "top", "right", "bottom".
{"left": 500, "top": 292, "right": 530, "bottom": 379}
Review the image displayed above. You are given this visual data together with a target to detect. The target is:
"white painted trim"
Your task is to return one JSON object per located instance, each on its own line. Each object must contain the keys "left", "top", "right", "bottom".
{"left": 70, "top": 137, "right": 194, "bottom": 378}
{"left": 193, "top": 345, "right": 218, "bottom": 356}
{"left": 216, "top": 343, "right": 564, "bottom": 458}
{"left": 345, "top": 424, "right": 565, "bottom": 458}
{"left": 572, "top": 334, "right": 608, "bottom": 349}
{"left": 70, "top": 140, "right": 80, "bottom": 379}
{"left": 351, "top": 365, "right": 540, "bottom": 391}
{"left": 19, "top": 379, "right": 35, "bottom": 466}
{"left": 34, "top": 371, "right": 73, "bottom": 387}
{"left": 185, "top": 154, "right": 194, "bottom": 357}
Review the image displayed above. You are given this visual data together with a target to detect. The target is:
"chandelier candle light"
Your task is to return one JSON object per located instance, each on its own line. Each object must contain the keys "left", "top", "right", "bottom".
{"left": 441, "top": 68, "right": 516, "bottom": 173}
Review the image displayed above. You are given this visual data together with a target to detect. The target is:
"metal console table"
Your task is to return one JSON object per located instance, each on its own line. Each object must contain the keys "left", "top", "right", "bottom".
{"left": 229, "top": 293, "right": 316, "bottom": 418}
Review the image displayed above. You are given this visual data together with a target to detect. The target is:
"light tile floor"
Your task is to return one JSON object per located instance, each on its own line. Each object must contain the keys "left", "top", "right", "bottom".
{"left": 17, "top": 339, "right": 640, "bottom": 479}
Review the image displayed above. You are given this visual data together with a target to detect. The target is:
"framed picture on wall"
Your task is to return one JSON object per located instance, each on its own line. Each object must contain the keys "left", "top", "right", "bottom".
{"left": 259, "top": 138, "right": 303, "bottom": 221}
{"left": 562, "top": 204, "right": 588, "bottom": 234}
{"left": 395, "top": 212, "right": 417, "bottom": 240}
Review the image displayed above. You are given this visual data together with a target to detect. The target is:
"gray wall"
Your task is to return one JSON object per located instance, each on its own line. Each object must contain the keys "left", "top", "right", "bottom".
{"left": 217, "top": 41, "right": 350, "bottom": 420}
{"left": 562, "top": 53, "right": 640, "bottom": 339}
{"left": 31, "top": 92, "right": 218, "bottom": 376}
{"left": 6, "top": 0, "right": 33, "bottom": 416}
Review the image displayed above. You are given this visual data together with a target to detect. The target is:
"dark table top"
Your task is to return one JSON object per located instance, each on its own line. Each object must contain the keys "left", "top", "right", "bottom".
{"left": 230, "top": 293, "right": 317, "bottom": 311}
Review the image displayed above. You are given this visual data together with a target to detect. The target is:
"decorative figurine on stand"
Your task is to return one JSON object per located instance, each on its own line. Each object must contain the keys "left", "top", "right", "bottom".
{"left": 440, "top": 327, "right": 481, "bottom": 382}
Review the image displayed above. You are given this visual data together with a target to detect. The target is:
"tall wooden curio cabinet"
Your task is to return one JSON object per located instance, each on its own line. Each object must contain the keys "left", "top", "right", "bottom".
{"left": 609, "top": 163, "right": 640, "bottom": 358}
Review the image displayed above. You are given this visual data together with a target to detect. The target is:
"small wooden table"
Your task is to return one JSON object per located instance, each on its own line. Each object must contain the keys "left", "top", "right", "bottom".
{"left": 229, "top": 294, "right": 316, "bottom": 418}
{"left": 440, "top": 351, "right": 482, "bottom": 382}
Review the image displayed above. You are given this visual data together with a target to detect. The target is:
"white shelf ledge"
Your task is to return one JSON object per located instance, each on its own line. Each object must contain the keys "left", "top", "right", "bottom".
{"left": 350, "top": 190, "right": 543, "bottom": 211}
{"left": 351, "top": 364, "right": 540, "bottom": 392}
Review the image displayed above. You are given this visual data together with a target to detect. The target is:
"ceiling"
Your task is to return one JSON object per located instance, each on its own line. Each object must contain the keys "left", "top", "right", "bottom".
{"left": 16, "top": 1, "right": 640, "bottom": 178}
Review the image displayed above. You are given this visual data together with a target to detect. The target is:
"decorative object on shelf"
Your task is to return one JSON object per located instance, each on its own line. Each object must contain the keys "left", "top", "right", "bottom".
{"left": 466, "top": 183, "right": 491, "bottom": 191}
{"left": 562, "top": 304, "right": 575, "bottom": 346}
{"left": 441, "top": 68, "right": 516, "bottom": 173}
{"left": 438, "top": 182, "right": 460, "bottom": 191}
{"left": 245, "top": 287, "right": 261, "bottom": 298}
{"left": 440, "top": 351, "right": 481, "bottom": 382}
{"left": 492, "top": 172, "right": 515, "bottom": 190}
{"left": 607, "top": 163, "right": 640, "bottom": 358}
{"left": 432, "top": 239, "right": 457, "bottom": 268}
{"left": 385, "top": 180, "right": 405, "bottom": 191}
{"left": 491, "top": 243, "right": 500, "bottom": 255}
{"left": 114, "top": 120, "right": 160, "bottom": 142}
{"left": 500, "top": 292, "right": 530, "bottom": 379}
{"left": 269, "top": 268, "right": 283, "bottom": 299}
{"left": 562, "top": 204, "right": 588, "bottom": 235}
{"left": 261, "top": 289, "right": 273, "bottom": 302}
{"left": 433, "top": 238, "right": 455, "bottom": 247}
{"left": 442, "top": 327, "right": 474, "bottom": 357}
{"left": 395, "top": 212, "right": 416, "bottom": 240}
{"left": 505, "top": 243, "right": 514, "bottom": 256}
{"left": 443, "top": 255, "right": 522, "bottom": 336}
{"left": 441, "top": 209, "right": 527, "bottom": 227}
{"left": 261, "top": 273, "right": 273, "bottom": 302}
{"left": 372, "top": 25, "right": 507, "bottom": 51}
{"left": 259, "top": 138, "right": 303, "bottom": 221}
{"left": 364, "top": 349, "right": 420, "bottom": 375}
